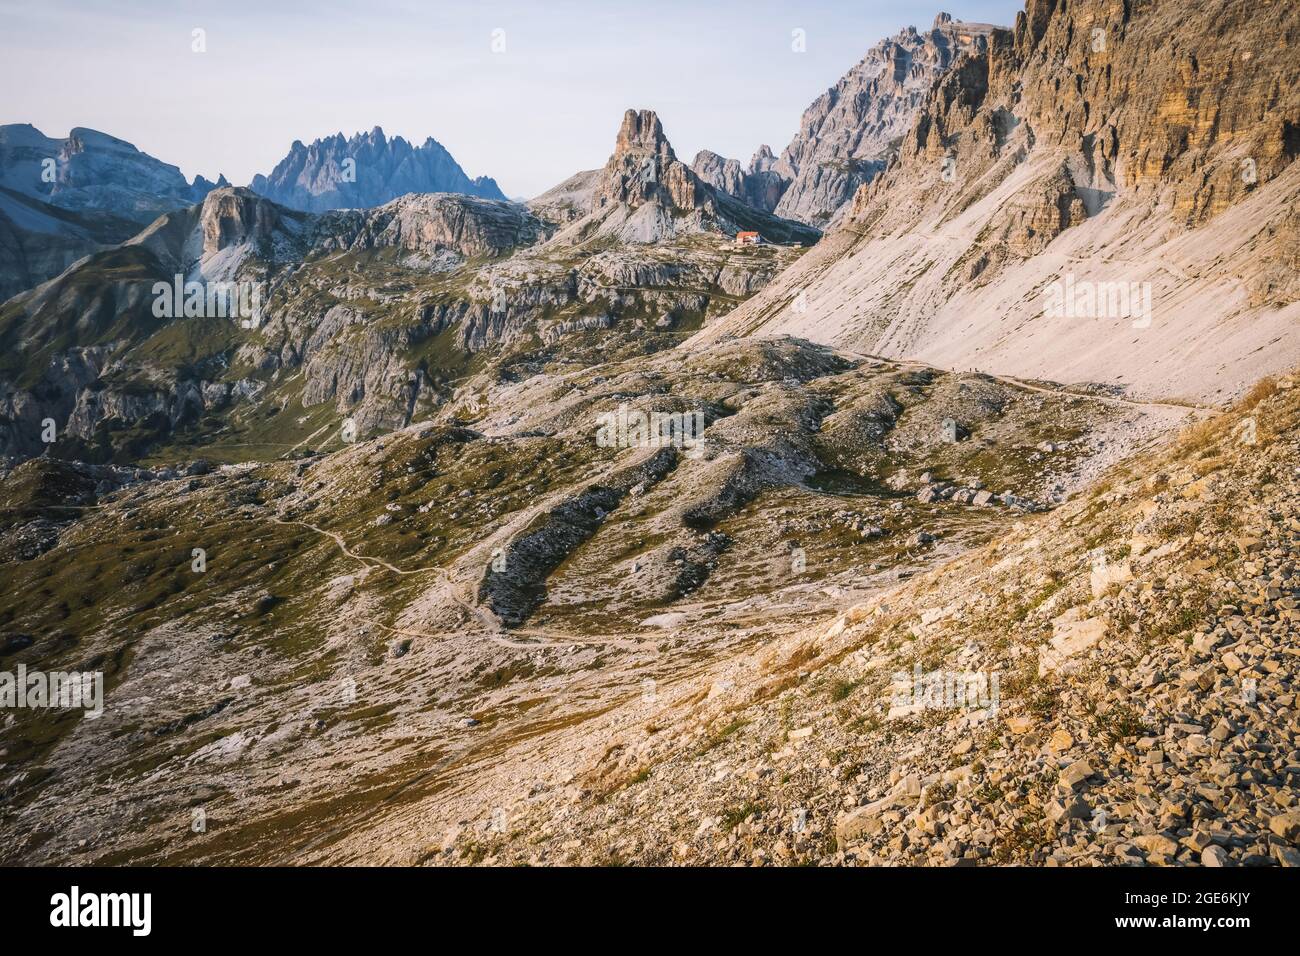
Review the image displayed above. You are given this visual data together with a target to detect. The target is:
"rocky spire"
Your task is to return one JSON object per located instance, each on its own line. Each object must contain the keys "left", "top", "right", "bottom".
{"left": 595, "top": 108, "right": 702, "bottom": 212}
{"left": 748, "top": 145, "right": 778, "bottom": 174}
{"left": 611, "top": 109, "right": 676, "bottom": 164}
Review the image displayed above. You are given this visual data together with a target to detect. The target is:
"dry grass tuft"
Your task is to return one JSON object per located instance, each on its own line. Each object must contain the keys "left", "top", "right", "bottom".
{"left": 1237, "top": 377, "right": 1278, "bottom": 411}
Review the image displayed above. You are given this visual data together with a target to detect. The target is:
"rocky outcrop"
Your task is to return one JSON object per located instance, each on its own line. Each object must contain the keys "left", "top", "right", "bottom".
{"left": 690, "top": 146, "right": 789, "bottom": 213}
{"left": 477, "top": 448, "right": 679, "bottom": 625}
{"left": 1247, "top": 207, "right": 1300, "bottom": 308}
{"left": 0, "top": 124, "right": 225, "bottom": 225}
{"left": 772, "top": 14, "right": 999, "bottom": 226}
{"left": 594, "top": 110, "right": 704, "bottom": 213}
{"left": 296, "top": 306, "right": 436, "bottom": 432}
{"left": 199, "top": 187, "right": 286, "bottom": 259}
{"left": 527, "top": 169, "right": 601, "bottom": 224}
{"left": 690, "top": 150, "right": 746, "bottom": 202}
{"left": 250, "top": 127, "right": 505, "bottom": 212}
{"left": 124, "top": 186, "right": 311, "bottom": 282}
{"left": 743, "top": 166, "right": 791, "bottom": 215}
{"left": 317, "top": 193, "right": 549, "bottom": 261}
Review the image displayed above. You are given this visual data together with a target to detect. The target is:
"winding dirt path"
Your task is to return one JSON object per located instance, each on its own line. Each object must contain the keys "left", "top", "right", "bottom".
{"left": 843, "top": 349, "right": 1220, "bottom": 416}
{"left": 270, "top": 516, "right": 645, "bottom": 651}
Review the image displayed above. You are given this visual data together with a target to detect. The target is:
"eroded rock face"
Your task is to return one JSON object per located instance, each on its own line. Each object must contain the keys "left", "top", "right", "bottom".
{"left": 526, "top": 169, "right": 601, "bottom": 223}
{"left": 853, "top": 0, "right": 1300, "bottom": 233}
{"left": 690, "top": 150, "right": 746, "bottom": 201}
{"left": 702, "top": 0, "right": 1300, "bottom": 404}
{"left": 1003, "top": 0, "right": 1300, "bottom": 225}
{"left": 594, "top": 110, "right": 704, "bottom": 213}
{"left": 772, "top": 14, "right": 999, "bottom": 226}
{"left": 750, "top": 144, "right": 779, "bottom": 174}
{"left": 250, "top": 126, "right": 505, "bottom": 213}
{"left": 316, "top": 193, "right": 549, "bottom": 261}
{"left": 200, "top": 187, "right": 283, "bottom": 258}
{"left": 956, "top": 161, "right": 1090, "bottom": 281}
{"left": 691, "top": 146, "right": 789, "bottom": 213}
{"left": 1247, "top": 207, "right": 1300, "bottom": 308}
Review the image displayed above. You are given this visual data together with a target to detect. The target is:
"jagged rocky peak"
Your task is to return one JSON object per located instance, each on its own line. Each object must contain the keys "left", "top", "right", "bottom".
{"left": 749, "top": 144, "right": 778, "bottom": 174}
{"left": 613, "top": 109, "right": 675, "bottom": 162}
{"left": 704, "top": 0, "right": 1300, "bottom": 404}
{"left": 533, "top": 109, "right": 821, "bottom": 244}
{"left": 555, "top": 107, "right": 822, "bottom": 245}
{"left": 692, "top": 144, "right": 790, "bottom": 214}
{"left": 693, "top": 13, "right": 1003, "bottom": 226}
{"left": 250, "top": 126, "right": 507, "bottom": 213}
{"left": 594, "top": 109, "right": 703, "bottom": 212}
{"left": 771, "top": 13, "right": 1002, "bottom": 226}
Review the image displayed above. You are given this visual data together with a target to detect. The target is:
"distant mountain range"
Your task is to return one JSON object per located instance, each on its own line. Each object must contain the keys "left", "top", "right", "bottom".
{"left": 0, "top": 125, "right": 228, "bottom": 301}
{"left": 0, "top": 186, "right": 141, "bottom": 302}
{"left": 250, "top": 127, "right": 506, "bottom": 212}
{"left": 0, "top": 123, "right": 512, "bottom": 303}
{"left": 0, "top": 100, "right": 822, "bottom": 461}
{"left": 0, "top": 124, "right": 226, "bottom": 224}
{"left": 0, "top": 12, "right": 993, "bottom": 296}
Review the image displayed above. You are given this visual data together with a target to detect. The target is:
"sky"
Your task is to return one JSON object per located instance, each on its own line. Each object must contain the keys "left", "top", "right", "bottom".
{"left": 0, "top": 0, "right": 1023, "bottom": 198}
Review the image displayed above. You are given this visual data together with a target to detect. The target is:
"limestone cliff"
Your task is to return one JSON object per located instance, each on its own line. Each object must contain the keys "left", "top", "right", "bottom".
{"left": 772, "top": 14, "right": 1000, "bottom": 226}
{"left": 699, "top": 0, "right": 1300, "bottom": 403}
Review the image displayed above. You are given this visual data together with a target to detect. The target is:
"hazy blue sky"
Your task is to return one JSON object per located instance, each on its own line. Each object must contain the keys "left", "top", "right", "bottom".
{"left": 1, "top": 0, "right": 1023, "bottom": 197}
